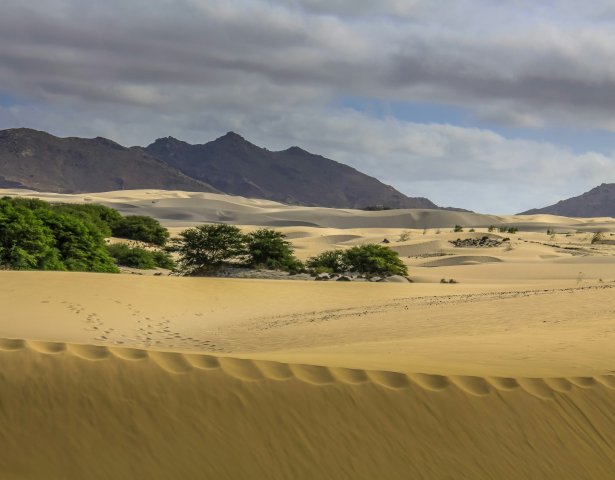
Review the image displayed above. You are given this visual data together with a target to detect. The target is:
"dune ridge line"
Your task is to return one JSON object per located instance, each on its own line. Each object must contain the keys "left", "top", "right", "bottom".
{"left": 1, "top": 336, "right": 614, "bottom": 399}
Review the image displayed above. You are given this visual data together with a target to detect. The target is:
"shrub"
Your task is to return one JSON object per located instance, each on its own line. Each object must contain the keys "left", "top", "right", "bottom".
{"left": 454, "top": 225, "right": 463, "bottom": 232}
{"left": 112, "top": 215, "right": 169, "bottom": 246}
{"left": 245, "top": 228, "right": 303, "bottom": 272}
{"left": 170, "top": 224, "right": 246, "bottom": 274}
{"left": 0, "top": 198, "right": 117, "bottom": 272}
{"left": 107, "top": 243, "right": 156, "bottom": 269}
{"left": 398, "top": 230, "right": 411, "bottom": 242}
{"left": 37, "top": 209, "right": 118, "bottom": 272}
{"left": 52, "top": 203, "right": 123, "bottom": 237}
{"left": 591, "top": 232, "right": 604, "bottom": 244}
{"left": 106, "top": 243, "right": 175, "bottom": 270}
{"left": 151, "top": 250, "right": 175, "bottom": 270}
{"left": 306, "top": 249, "right": 348, "bottom": 274}
{"left": 488, "top": 225, "right": 496, "bottom": 232}
{"left": 0, "top": 199, "right": 63, "bottom": 270}
{"left": 344, "top": 244, "right": 408, "bottom": 276}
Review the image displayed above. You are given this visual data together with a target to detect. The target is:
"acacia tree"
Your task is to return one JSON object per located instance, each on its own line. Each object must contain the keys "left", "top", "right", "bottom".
{"left": 344, "top": 244, "right": 407, "bottom": 276}
{"left": 171, "top": 224, "right": 246, "bottom": 274}
{"left": 307, "top": 244, "right": 407, "bottom": 277}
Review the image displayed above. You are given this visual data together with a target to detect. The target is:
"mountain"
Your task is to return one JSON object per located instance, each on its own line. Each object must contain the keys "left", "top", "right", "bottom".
{"left": 0, "top": 128, "right": 218, "bottom": 194}
{"left": 521, "top": 183, "right": 615, "bottom": 217}
{"left": 145, "top": 132, "right": 437, "bottom": 209}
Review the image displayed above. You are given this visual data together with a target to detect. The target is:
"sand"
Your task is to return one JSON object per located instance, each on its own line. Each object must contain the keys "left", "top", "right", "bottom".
{"left": 2, "top": 188, "right": 615, "bottom": 479}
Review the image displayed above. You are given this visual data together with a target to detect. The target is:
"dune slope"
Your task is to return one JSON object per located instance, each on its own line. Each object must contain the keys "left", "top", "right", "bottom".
{"left": 1, "top": 272, "right": 615, "bottom": 478}
{"left": 2, "top": 341, "right": 615, "bottom": 480}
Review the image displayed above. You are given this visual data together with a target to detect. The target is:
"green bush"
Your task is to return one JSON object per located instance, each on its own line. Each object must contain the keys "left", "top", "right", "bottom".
{"left": 0, "top": 199, "right": 63, "bottom": 270}
{"left": 454, "top": 225, "right": 463, "bottom": 232}
{"left": 106, "top": 243, "right": 175, "bottom": 270}
{"left": 0, "top": 197, "right": 117, "bottom": 272}
{"left": 245, "top": 228, "right": 303, "bottom": 272}
{"left": 344, "top": 244, "right": 408, "bottom": 277}
{"left": 170, "top": 224, "right": 247, "bottom": 274}
{"left": 53, "top": 203, "right": 123, "bottom": 237}
{"left": 38, "top": 209, "right": 118, "bottom": 272}
{"left": 151, "top": 250, "right": 175, "bottom": 269}
{"left": 306, "top": 249, "right": 348, "bottom": 274}
{"left": 112, "top": 215, "right": 169, "bottom": 246}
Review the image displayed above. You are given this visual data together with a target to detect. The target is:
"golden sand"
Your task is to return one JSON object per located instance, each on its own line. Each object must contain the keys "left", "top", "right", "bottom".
{"left": 1, "top": 189, "right": 615, "bottom": 479}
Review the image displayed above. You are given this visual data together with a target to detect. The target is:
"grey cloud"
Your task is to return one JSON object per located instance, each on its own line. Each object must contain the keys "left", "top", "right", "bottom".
{"left": 2, "top": 0, "right": 615, "bottom": 212}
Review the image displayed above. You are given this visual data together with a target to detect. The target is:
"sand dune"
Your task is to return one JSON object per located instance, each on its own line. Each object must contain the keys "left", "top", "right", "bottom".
{"left": 2, "top": 336, "right": 615, "bottom": 479}
{"left": 2, "top": 189, "right": 615, "bottom": 478}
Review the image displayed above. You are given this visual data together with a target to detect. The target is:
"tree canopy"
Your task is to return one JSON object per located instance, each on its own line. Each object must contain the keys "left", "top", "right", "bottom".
{"left": 307, "top": 244, "right": 407, "bottom": 277}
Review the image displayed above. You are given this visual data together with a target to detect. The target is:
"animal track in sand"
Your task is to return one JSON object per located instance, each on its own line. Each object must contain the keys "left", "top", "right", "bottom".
{"left": 250, "top": 283, "right": 615, "bottom": 331}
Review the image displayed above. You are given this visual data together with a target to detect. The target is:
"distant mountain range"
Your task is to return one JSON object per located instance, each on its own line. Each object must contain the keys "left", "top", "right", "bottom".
{"left": 0, "top": 128, "right": 216, "bottom": 194}
{"left": 0, "top": 128, "right": 437, "bottom": 210}
{"left": 521, "top": 183, "right": 615, "bottom": 217}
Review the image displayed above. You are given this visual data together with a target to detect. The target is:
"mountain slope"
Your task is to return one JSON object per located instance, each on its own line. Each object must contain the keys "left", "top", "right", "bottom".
{"left": 0, "top": 128, "right": 218, "bottom": 194}
{"left": 145, "top": 132, "right": 437, "bottom": 209}
{"left": 521, "top": 183, "right": 615, "bottom": 217}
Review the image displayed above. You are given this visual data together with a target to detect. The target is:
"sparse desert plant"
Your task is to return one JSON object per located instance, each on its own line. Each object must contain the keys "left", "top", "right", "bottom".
{"left": 422, "top": 228, "right": 427, "bottom": 235}
{"left": 591, "top": 232, "right": 605, "bottom": 244}
{"left": 454, "top": 225, "right": 463, "bottom": 232}
{"left": 398, "top": 230, "right": 411, "bottom": 242}
{"left": 440, "top": 278, "right": 458, "bottom": 284}
{"left": 488, "top": 225, "right": 496, "bottom": 232}
{"left": 469, "top": 228, "right": 475, "bottom": 232}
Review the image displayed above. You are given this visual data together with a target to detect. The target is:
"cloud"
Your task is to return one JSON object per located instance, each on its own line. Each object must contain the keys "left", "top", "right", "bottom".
{"left": 1, "top": 0, "right": 615, "bottom": 212}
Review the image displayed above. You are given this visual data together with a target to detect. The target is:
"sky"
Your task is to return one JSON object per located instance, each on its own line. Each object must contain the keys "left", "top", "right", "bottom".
{"left": 2, "top": 1, "right": 615, "bottom": 213}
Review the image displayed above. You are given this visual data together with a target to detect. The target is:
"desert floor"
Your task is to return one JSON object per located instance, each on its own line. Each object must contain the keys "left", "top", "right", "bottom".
{"left": 1, "top": 189, "right": 615, "bottom": 479}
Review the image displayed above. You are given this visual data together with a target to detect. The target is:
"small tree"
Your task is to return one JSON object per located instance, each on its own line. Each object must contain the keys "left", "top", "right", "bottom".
{"left": 171, "top": 224, "right": 246, "bottom": 274}
{"left": 244, "top": 228, "right": 303, "bottom": 272}
{"left": 344, "top": 244, "right": 408, "bottom": 277}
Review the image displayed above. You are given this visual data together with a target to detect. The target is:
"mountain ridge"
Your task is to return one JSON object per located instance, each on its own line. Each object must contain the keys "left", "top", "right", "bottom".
{"left": 144, "top": 131, "right": 437, "bottom": 209}
{"left": 0, "top": 128, "right": 218, "bottom": 194}
{"left": 521, "top": 183, "right": 615, "bottom": 217}
{"left": 0, "top": 127, "right": 440, "bottom": 210}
